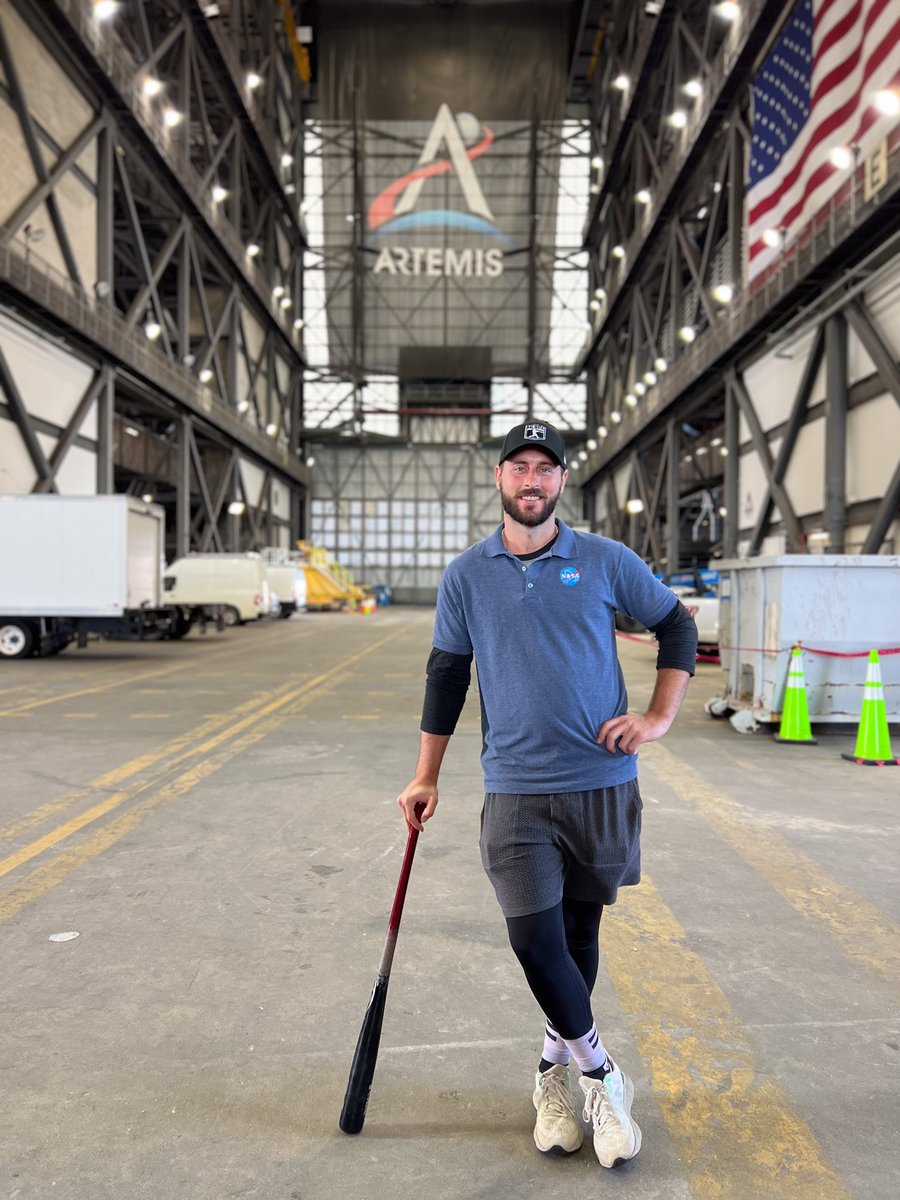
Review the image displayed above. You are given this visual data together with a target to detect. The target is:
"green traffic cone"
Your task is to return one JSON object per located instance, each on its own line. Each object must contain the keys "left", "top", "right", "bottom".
{"left": 774, "top": 645, "right": 817, "bottom": 744}
{"left": 842, "top": 650, "right": 899, "bottom": 766}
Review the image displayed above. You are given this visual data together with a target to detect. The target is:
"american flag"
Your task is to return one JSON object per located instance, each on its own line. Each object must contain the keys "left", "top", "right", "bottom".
{"left": 747, "top": 0, "right": 900, "bottom": 285}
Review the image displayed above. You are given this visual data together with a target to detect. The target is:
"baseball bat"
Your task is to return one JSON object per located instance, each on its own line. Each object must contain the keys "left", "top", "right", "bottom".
{"left": 338, "top": 802, "right": 425, "bottom": 1135}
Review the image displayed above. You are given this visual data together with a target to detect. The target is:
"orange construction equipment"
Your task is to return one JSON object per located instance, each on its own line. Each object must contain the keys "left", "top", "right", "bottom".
{"left": 841, "top": 650, "right": 899, "bottom": 766}
{"left": 774, "top": 645, "right": 817, "bottom": 744}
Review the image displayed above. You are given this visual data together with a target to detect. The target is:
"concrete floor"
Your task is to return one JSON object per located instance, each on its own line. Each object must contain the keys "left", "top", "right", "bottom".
{"left": 1, "top": 608, "right": 898, "bottom": 1200}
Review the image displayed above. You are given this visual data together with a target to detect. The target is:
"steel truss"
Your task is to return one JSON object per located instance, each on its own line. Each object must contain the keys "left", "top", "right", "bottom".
{"left": 576, "top": 0, "right": 900, "bottom": 567}
{"left": 0, "top": 0, "right": 311, "bottom": 554}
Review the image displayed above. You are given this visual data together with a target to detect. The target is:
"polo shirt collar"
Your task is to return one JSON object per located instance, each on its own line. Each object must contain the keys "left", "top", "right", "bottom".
{"left": 484, "top": 519, "right": 576, "bottom": 558}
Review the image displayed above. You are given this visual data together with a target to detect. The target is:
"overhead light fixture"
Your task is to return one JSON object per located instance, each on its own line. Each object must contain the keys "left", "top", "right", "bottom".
{"left": 611, "top": 244, "right": 625, "bottom": 260}
{"left": 644, "top": 370, "right": 658, "bottom": 386}
{"left": 246, "top": 242, "right": 261, "bottom": 257}
{"left": 594, "top": 287, "right": 606, "bottom": 300}
{"left": 654, "top": 357, "right": 668, "bottom": 372}
{"left": 570, "top": 460, "right": 580, "bottom": 471}
{"left": 683, "top": 79, "right": 703, "bottom": 98}
{"left": 144, "top": 319, "right": 162, "bottom": 340}
{"left": 162, "top": 107, "right": 183, "bottom": 128}
{"left": 201, "top": 3, "right": 221, "bottom": 15}
{"left": 634, "top": 381, "right": 646, "bottom": 396}
{"left": 668, "top": 110, "right": 688, "bottom": 129}
{"left": 266, "top": 422, "right": 278, "bottom": 436}
{"left": 718, "top": 505, "right": 728, "bottom": 517}
{"left": 678, "top": 325, "right": 697, "bottom": 343}
{"left": 610, "top": 410, "right": 622, "bottom": 424}
{"left": 142, "top": 76, "right": 163, "bottom": 97}
{"left": 624, "top": 393, "right": 638, "bottom": 408}
{"left": 227, "top": 500, "right": 246, "bottom": 515}
{"left": 591, "top": 155, "right": 604, "bottom": 170}
{"left": 762, "top": 227, "right": 784, "bottom": 248}
{"left": 613, "top": 74, "right": 630, "bottom": 91}
{"left": 586, "top": 438, "right": 597, "bottom": 451}
{"left": 283, "top": 183, "right": 296, "bottom": 195}
{"left": 696, "top": 205, "right": 709, "bottom": 219}
{"left": 211, "top": 184, "right": 227, "bottom": 203}
{"left": 828, "top": 145, "right": 853, "bottom": 169}
{"left": 635, "top": 188, "right": 652, "bottom": 204}
{"left": 874, "top": 89, "right": 900, "bottom": 116}
{"left": 124, "top": 424, "right": 140, "bottom": 438}
{"left": 714, "top": 1, "right": 740, "bottom": 19}
{"left": 280, "top": 152, "right": 294, "bottom": 168}
{"left": 93, "top": 280, "right": 110, "bottom": 298}
{"left": 237, "top": 399, "right": 250, "bottom": 414}
{"left": 589, "top": 299, "right": 601, "bottom": 312}
{"left": 625, "top": 498, "right": 644, "bottom": 514}
{"left": 272, "top": 284, "right": 285, "bottom": 298}
{"left": 93, "top": 0, "right": 118, "bottom": 18}
{"left": 246, "top": 72, "right": 262, "bottom": 90}
{"left": 711, "top": 282, "right": 734, "bottom": 304}
{"left": 305, "top": 456, "right": 315, "bottom": 468}
{"left": 711, "top": 436, "right": 723, "bottom": 447}
{"left": 712, "top": 181, "right": 722, "bottom": 194}
{"left": 293, "top": 318, "right": 304, "bottom": 330}
{"left": 280, "top": 296, "right": 292, "bottom": 309}
{"left": 597, "top": 424, "right": 609, "bottom": 439}
{"left": 578, "top": 449, "right": 588, "bottom": 462}
{"left": 719, "top": 446, "right": 729, "bottom": 456}
{"left": 199, "top": 368, "right": 213, "bottom": 383}
{"left": 141, "top": 491, "right": 154, "bottom": 503}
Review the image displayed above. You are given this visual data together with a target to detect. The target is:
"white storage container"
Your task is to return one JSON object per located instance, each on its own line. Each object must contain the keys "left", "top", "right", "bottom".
{"left": 713, "top": 555, "right": 900, "bottom": 724}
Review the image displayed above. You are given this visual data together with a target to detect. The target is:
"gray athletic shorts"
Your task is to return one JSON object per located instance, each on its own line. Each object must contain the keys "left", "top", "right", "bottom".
{"left": 479, "top": 780, "right": 643, "bottom": 918}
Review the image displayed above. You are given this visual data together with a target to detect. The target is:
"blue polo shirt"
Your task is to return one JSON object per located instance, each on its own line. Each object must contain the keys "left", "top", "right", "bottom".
{"left": 432, "top": 520, "right": 677, "bottom": 793}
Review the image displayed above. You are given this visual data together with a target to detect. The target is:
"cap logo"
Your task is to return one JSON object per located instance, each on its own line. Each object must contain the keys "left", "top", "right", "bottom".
{"left": 524, "top": 424, "right": 547, "bottom": 442}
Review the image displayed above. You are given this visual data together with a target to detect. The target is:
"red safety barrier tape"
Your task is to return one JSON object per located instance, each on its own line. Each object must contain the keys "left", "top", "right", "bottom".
{"left": 615, "top": 631, "right": 899, "bottom": 660}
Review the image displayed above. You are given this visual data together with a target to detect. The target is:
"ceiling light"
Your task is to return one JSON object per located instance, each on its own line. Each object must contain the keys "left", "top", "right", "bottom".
{"left": 211, "top": 184, "right": 227, "bottom": 203}
{"left": 635, "top": 188, "right": 652, "bottom": 204}
{"left": 305, "top": 456, "right": 315, "bottom": 468}
{"left": 237, "top": 399, "right": 250, "bottom": 414}
{"left": 591, "top": 156, "right": 604, "bottom": 170}
{"left": 613, "top": 74, "right": 630, "bottom": 91}
{"left": 626, "top": 498, "right": 644, "bottom": 514}
{"left": 569, "top": 460, "right": 580, "bottom": 471}
{"left": 711, "top": 283, "right": 734, "bottom": 304}
{"left": 874, "top": 89, "right": 900, "bottom": 116}
{"left": 719, "top": 446, "right": 729, "bottom": 456}
{"left": 589, "top": 300, "right": 601, "bottom": 312}
{"left": 594, "top": 287, "right": 606, "bottom": 300}
{"left": 266, "top": 422, "right": 278, "bottom": 436}
{"left": 712, "top": 181, "right": 722, "bottom": 194}
{"left": 124, "top": 424, "right": 140, "bottom": 437}
{"left": 141, "top": 491, "right": 154, "bottom": 503}
{"left": 610, "top": 410, "right": 622, "bottom": 424}
{"left": 598, "top": 424, "right": 609, "bottom": 438}
{"left": 586, "top": 439, "right": 597, "bottom": 451}
{"left": 272, "top": 284, "right": 285, "bottom": 298}
{"left": 142, "top": 76, "right": 163, "bottom": 97}
{"left": 611, "top": 244, "right": 625, "bottom": 260}
{"left": 696, "top": 205, "right": 709, "bottom": 219}
{"left": 93, "top": 0, "right": 118, "bottom": 18}
{"left": 714, "top": 1, "right": 740, "bottom": 19}
{"left": 762, "top": 227, "right": 784, "bottom": 248}
{"left": 683, "top": 79, "right": 703, "bottom": 98}
{"left": 668, "top": 110, "right": 688, "bottom": 129}
{"left": 246, "top": 72, "right": 262, "bottom": 90}
{"left": 578, "top": 450, "right": 588, "bottom": 462}
{"left": 227, "top": 500, "right": 246, "bottom": 515}
{"left": 162, "top": 107, "right": 183, "bottom": 127}
{"left": 201, "top": 3, "right": 221, "bottom": 15}
{"left": 644, "top": 370, "right": 658, "bottom": 386}
{"left": 280, "top": 296, "right": 292, "bottom": 309}
{"left": 654, "top": 357, "right": 668, "bottom": 372}
{"left": 624, "top": 393, "right": 638, "bottom": 408}
{"left": 718, "top": 505, "right": 727, "bottom": 517}
{"left": 199, "top": 368, "right": 213, "bottom": 383}
{"left": 144, "top": 320, "right": 162, "bottom": 340}
{"left": 634, "top": 382, "right": 646, "bottom": 396}
{"left": 280, "top": 152, "right": 294, "bottom": 168}
{"left": 696, "top": 446, "right": 709, "bottom": 456}
{"left": 829, "top": 145, "right": 853, "bottom": 169}
{"left": 246, "top": 241, "right": 261, "bottom": 257}
{"left": 284, "top": 183, "right": 296, "bottom": 195}
{"left": 678, "top": 325, "right": 697, "bottom": 343}
{"left": 293, "top": 318, "right": 304, "bottom": 330}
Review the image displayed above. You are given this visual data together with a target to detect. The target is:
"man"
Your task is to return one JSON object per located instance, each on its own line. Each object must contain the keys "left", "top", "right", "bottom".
{"left": 397, "top": 420, "right": 697, "bottom": 1171}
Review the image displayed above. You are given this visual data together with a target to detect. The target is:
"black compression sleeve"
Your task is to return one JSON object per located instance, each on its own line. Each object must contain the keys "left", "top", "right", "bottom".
{"left": 420, "top": 646, "right": 473, "bottom": 735}
{"left": 650, "top": 599, "right": 698, "bottom": 675}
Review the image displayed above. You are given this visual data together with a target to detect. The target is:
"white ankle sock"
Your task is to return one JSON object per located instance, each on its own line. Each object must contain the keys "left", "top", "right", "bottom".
{"left": 541, "top": 1019, "right": 571, "bottom": 1066}
{"left": 563, "top": 1023, "right": 611, "bottom": 1075}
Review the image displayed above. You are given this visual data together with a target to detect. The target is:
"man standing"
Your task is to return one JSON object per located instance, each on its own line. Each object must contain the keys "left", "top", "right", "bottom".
{"left": 397, "top": 420, "right": 697, "bottom": 1170}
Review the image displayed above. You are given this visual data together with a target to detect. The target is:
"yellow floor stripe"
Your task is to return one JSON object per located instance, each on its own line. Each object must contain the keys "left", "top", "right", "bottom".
{"left": 604, "top": 877, "right": 849, "bottom": 1199}
{"left": 0, "top": 661, "right": 186, "bottom": 716}
{"left": 643, "top": 742, "right": 900, "bottom": 1001}
{"left": 0, "top": 628, "right": 406, "bottom": 885}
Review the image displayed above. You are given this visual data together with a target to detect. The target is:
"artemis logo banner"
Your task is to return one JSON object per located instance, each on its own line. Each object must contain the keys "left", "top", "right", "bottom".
{"left": 369, "top": 105, "right": 508, "bottom": 279}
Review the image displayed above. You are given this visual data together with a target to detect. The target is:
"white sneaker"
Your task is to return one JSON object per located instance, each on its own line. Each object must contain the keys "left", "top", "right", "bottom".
{"left": 580, "top": 1062, "right": 642, "bottom": 1168}
{"left": 532, "top": 1064, "right": 584, "bottom": 1155}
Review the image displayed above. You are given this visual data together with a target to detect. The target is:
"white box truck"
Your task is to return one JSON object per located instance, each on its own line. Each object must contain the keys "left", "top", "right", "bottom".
{"left": 264, "top": 561, "right": 307, "bottom": 619}
{"left": 163, "top": 552, "right": 271, "bottom": 625}
{"left": 0, "top": 494, "right": 179, "bottom": 658}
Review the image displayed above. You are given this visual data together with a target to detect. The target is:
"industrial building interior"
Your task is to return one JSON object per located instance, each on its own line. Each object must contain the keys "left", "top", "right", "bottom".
{"left": 0, "top": 1, "right": 898, "bottom": 1197}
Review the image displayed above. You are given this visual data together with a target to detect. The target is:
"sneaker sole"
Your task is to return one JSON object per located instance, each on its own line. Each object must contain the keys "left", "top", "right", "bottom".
{"left": 595, "top": 1072, "right": 642, "bottom": 1169}
{"left": 533, "top": 1130, "right": 584, "bottom": 1156}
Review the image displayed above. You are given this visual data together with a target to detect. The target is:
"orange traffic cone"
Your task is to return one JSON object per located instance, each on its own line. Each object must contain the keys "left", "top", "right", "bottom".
{"left": 774, "top": 645, "right": 817, "bottom": 744}
{"left": 841, "top": 650, "right": 899, "bottom": 766}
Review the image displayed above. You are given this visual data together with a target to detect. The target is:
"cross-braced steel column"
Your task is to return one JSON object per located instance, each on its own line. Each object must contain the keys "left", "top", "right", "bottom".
{"left": 824, "top": 312, "right": 848, "bottom": 553}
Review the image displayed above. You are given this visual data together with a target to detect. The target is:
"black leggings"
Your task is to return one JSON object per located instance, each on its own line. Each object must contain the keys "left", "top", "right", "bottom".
{"left": 505, "top": 898, "right": 604, "bottom": 1040}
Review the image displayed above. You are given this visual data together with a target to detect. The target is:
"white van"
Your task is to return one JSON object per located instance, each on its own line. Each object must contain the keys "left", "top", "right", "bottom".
{"left": 163, "top": 553, "right": 271, "bottom": 626}
{"left": 264, "top": 563, "right": 308, "bottom": 619}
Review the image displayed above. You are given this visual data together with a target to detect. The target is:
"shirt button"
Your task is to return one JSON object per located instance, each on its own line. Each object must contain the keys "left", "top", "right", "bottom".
{"left": 527, "top": 583, "right": 533, "bottom": 588}
{"left": 522, "top": 566, "right": 527, "bottom": 572}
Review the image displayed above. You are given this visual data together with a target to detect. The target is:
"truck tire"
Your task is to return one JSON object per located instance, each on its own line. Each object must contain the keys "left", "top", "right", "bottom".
{"left": 0, "top": 619, "right": 36, "bottom": 659}
{"left": 222, "top": 605, "right": 242, "bottom": 627}
{"left": 168, "top": 611, "right": 193, "bottom": 640}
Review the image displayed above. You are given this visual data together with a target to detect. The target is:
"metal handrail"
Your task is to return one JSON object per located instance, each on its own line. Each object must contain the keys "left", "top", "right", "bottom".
{"left": 0, "top": 237, "right": 305, "bottom": 483}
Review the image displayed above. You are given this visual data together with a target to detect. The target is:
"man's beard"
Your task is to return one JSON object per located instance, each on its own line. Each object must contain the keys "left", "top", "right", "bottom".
{"left": 500, "top": 483, "right": 562, "bottom": 528}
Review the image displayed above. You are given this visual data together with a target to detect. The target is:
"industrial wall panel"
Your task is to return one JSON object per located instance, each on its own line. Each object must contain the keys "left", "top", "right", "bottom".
{"left": 845, "top": 393, "right": 900, "bottom": 505}
{"left": 0, "top": 315, "right": 96, "bottom": 436}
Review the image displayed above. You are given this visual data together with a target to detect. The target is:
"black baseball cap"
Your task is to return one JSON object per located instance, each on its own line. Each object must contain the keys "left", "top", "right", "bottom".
{"left": 499, "top": 421, "right": 567, "bottom": 468}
